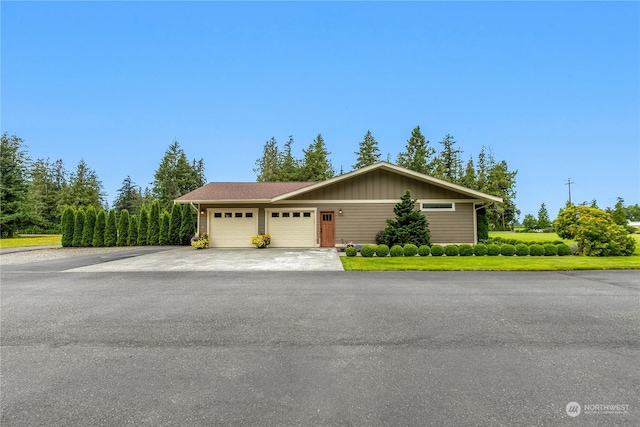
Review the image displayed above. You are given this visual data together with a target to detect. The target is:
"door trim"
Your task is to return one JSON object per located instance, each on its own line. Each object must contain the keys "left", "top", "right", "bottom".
{"left": 320, "top": 211, "right": 335, "bottom": 247}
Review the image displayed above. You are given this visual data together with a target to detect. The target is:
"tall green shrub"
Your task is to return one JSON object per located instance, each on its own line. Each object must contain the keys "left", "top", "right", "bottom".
{"left": 477, "top": 207, "right": 489, "bottom": 242}
{"left": 147, "top": 200, "right": 160, "bottom": 246}
{"left": 92, "top": 210, "right": 106, "bottom": 247}
{"left": 382, "top": 190, "right": 430, "bottom": 247}
{"left": 61, "top": 206, "right": 75, "bottom": 247}
{"left": 117, "top": 209, "right": 130, "bottom": 246}
{"left": 127, "top": 215, "right": 138, "bottom": 246}
{"left": 71, "top": 208, "right": 85, "bottom": 247}
{"left": 137, "top": 205, "right": 149, "bottom": 246}
{"left": 159, "top": 211, "right": 170, "bottom": 245}
{"left": 168, "top": 204, "right": 181, "bottom": 245}
{"left": 82, "top": 206, "right": 97, "bottom": 247}
{"left": 104, "top": 209, "right": 117, "bottom": 246}
{"left": 179, "top": 204, "right": 195, "bottom": 245}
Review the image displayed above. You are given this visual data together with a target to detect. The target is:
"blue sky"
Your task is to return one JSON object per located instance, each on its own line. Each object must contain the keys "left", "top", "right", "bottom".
{"left": 2, "top": 1, "right": 638, "bottom": 220}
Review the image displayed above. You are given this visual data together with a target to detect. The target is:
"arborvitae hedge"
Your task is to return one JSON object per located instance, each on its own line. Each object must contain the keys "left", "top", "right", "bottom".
{"left": 117, "top": 209, "right": 130, "bottom": 246}
{"left": 104, "top": 210, "right": 117, "bottom": 247}
{"left": 93, "top": 210, "right": 106, "bottom": 247}
{"left": 138, "top": 205, "right": 149, "bottom": 246}
{"left": 168, "top": 204, "right": 181, "bottom": 245}
{"left": 61, "top": 206, "right": 75, "bottom": 247}
{"left": 179, "top": 204, "right": 195, "bottom": 245}
{"left": 127, "top": 215, "right": 138, "bottom": 246}
{"left": 82, "top": 206, "right": 97, "bottom": 247}
{"left": 147, "top": 201, "right": 160, "bottom": 246}
{"left": 159, "top": 211, "right": 170, "bottom": 246}
{"left": 72, "top": 208, "right": 85, "bottom": 247}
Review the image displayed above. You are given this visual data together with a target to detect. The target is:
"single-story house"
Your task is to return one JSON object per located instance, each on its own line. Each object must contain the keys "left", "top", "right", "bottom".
{"left": 174, "top": 162, "right": 503, "bottom": 248}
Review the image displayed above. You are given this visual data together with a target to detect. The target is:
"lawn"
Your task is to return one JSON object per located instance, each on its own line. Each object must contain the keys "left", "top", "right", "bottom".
{"left": 341, "top": 232, "right": 640, "bottom": 271}
{"left": 0, "top": 235, "right": 62, "bottom": 249}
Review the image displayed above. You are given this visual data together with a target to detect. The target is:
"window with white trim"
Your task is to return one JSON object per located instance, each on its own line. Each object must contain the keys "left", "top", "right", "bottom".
{"left": 420, "top": 202, "right": 455, "bottom": 211}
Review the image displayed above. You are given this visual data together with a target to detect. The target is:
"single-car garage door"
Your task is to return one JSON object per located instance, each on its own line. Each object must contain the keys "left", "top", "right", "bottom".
{"left": 208, "top": 209, "right": 258, "bottom": 248}
{"left": 266, "top": 209, "right": 316, "bottom": 248}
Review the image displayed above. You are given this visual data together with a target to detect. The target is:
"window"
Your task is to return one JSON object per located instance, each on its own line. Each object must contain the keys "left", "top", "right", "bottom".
{"left": 421, "top": 202, "right": 455, "bottom": 211}
{"left": 282, "top": 212, "right": 290, "bottom": 218}
{"left": 272, "top": 212, "right": 279, "bottom": 218}
{"left": 303, "top": 212, "right": 311, "bottom": 218}
{"left": 224, "top": 212, "right": 233, "bottom": 218}
{"left": 245, "top": 212, "right": 253, "bottom": 218}
{"left": 235, "top": 212, "right": 243, "bottom": 218}
{"left": 214, "top": 213, "right": 222, "bottom": 218}
{"left": 293, "top": 212, "right": 301, "bottom": 218}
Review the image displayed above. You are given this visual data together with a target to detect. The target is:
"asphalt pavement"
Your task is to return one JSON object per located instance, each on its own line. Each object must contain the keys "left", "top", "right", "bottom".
{"left": 1, "top": 258, "right": 638, "bottom": 426}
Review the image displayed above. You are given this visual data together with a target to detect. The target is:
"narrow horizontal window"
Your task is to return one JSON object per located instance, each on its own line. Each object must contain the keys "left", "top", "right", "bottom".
{"left": 225, "top": 212, "right": 233, "bottom": 218}
{"left": 214, "top": 213, "right": 222, "bottom": 218}
{"left": 421, "top": 202, "right": 455, "bottom": 211}
{"left": 282, "top": 212, "right": 290, "bottom": 218}
{"left": 271, "top": 212, "right": 279, "bottom": 218}
{"left": 292, "top": 212, "right": 301, "bottom": 218}
{"left": 235, "top": 212, "right": 243, "bottom": 218}
{"left": 303, "top": 212, "right": 311, "bottom": 218}
{"left": 245, "top": 212, "right": 253, "bottom": 218}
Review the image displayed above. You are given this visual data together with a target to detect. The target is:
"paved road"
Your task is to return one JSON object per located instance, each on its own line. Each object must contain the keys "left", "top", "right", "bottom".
{"left": 1, "top": 262, "right": 638, "bottom": 426}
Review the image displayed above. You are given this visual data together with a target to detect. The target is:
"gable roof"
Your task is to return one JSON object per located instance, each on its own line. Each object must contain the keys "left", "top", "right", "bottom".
{"left": 175, "top": 162, "right": 502, "bottom": 204}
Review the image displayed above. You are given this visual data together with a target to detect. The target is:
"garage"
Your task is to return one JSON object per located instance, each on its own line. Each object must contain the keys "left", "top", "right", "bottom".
{"left": 266, "top": 209, "right": 316, "bottom": 248}
{"left": 208, "top": 209, "right": 258, "bottom": 248}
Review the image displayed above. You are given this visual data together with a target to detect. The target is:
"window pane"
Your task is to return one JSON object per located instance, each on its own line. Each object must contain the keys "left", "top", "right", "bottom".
{"left": 272, "top": 212, "right": 279, "bottom": 218}
{"left": 235, "top": 212, "right": 243, "bottom": 218}
{"left": 225, "top": 213, "right": 232, "bottom": 218}
{"left": 293, "top": 212, "right": 301, "bottom": 218}
{"left": 245, "top": 212, "right": 253, "bottom": 218}
{"left": 214, "top": 213, "right": 222, "bottom": 218}
{"left": 283, "top": 212, "right": 290, "bottom": 218}
{"left": 303, "top": 212, "right": 311, "bottom": 218}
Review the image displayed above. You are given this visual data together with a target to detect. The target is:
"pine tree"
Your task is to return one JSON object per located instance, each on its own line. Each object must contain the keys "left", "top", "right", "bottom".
{"left": 72, "top": 208, "right": 85, "bottom": 247}
{"left": 396, "top": 126, "right": 435, "bottom": 175}
{"left": 147, "top": 201, "right": 160, "bottom": 245}
{"left": 611, "top": 197, "right": 628, "bottom": 228}
{"left": 280, "top": 136, "right": 300, "bottom": 181}
{"left": 137, "top": 205, "right": 149, "bottom": 246}
{"left": 92, "top": 209, "right": 106, "bottom": 247}
{"left": 153, "top": 140, "right": 206, "bottom": 211}
{"left": 159, "top": 211, "right": 170, "bottom": 245}
{"left": 26, "top": 158, "right": 67, "bottom": 233}
{"left": 104, "top": 210, "right": 117, "bottom": 246}
{"left": 433, "top": 134, "right": 462, "bottom": 183}
{"left": 537, "top": 203, "right": 551, "bottom": 229}
{"left": 522, "top": 214, "right": 538, "bottom": 231}
{"left": 57, "top": 159, "right": 106, "bottom": 213}
{"left": 117, "top": 209, "right": 130, "bottom": 246}
{"left": 113, "top": 176, "right": 142, "bottom": 216}
{"left": 168, "top": 204, "right": 181, "bottom": 245}
{"left": 353, "top": 130, "right": 381, "bottom": 170}
{"left": 61, "top": 206, "right": 75, "bottom": 247}
{"left": 460, "top": 158, "right": 477, "bottom": 190}
{"left": 127, "top": 215, "right": 138, "bottom": 246}
{"left": 254, "top": 137, "right": 281, "bottom": 182}
{"left": 382, "top": 190, "right": 430, "bottom": 247}
{"left": 0, "top": 133, "right": 30, "bottom": 237}
{"left": 299, "top": 134, "right": 335, "bottom": 181}
{"left": 179, "top": 204, "right": 195, "bottom": 245}
{"left": 82, "top": 206, "right": 97, "bottom": 247}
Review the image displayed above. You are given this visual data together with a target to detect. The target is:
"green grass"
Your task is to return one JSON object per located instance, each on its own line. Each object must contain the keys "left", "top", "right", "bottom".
{"left": 341, "top": 233, "right": 640, "bottom": 271}
{"left": 488, "top": 231, "right": 573, "bottom": 244}
{"left": 0, "top": 235, "right": 62, "bottom": 249}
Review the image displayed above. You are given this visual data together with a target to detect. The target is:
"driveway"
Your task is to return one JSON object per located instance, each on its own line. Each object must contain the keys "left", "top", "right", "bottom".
{"left": 65, "top": 247, "right": 344, "bottom": 272}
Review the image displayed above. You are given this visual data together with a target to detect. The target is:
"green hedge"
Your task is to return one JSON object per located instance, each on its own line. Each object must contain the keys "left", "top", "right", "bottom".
{"left": 403, "top": 244, "right": 418, "bottom": 257}
{"left": 430, "top": 244, "right": 445, "bottom": 256}
{"left": 375, "top": 244, "right": 390, "bottom": 257}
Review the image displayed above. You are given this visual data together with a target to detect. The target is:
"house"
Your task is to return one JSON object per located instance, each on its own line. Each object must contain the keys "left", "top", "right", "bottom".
{"left": 174, "top": 162, "right": 503, "bottom": 248}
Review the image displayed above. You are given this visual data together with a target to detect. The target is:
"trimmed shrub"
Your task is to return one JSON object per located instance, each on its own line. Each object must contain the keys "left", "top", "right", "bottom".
{"left": 82, "top": 206, "right": 96, "bottom": 247}
{"left": 418, "top": 245, "right": 430, "bottom": 256}
{"left": 345, "top": 246, "right": 357, "bottom": 257}
{"left": 430, "top": 244, "right": 445, "bottom": 256}
{"left": 92, "top": 210, "right": 106, "bottom": 247}
{"left": 117, "top": 209, "right": 130, "bottom": 246}
{"left": 61, "top": 206, "right": 75, "bottom": 248}
{"left": 500, "top": 244, "right": 516, "bottom": 257}
{"left": 127, "top": 215, "right": 138, "bottom": 246}
{"left": 556, "top": 243, "right": 572, "bottom": 256}
{"left": 159, "top": 211, "right": 170, "bottom": 246}
{"left": 444, "top": 245, "right": 459, "bottom": 256}
{"left": 529, "top": 244, "right": 544, "bottom": 256}
{"left": 382, "top": 190, "right": 431, "bottom": 247}
{"left": 375, "top": 244, "right": 390, "bottom": 257}
{"left": 459, "top": 244, "right": 474, "bottom": 256}
{"left": 487, "top": 244, "right": 501, "bottom": 256}
{"left": 179, "top": 204, "right": 196, "bottom": 245}
{"left": 147, "top": 201, "right": 160, "bottom": 246}
{"left": 473, "top": 243, "right": 487, "bottom": 256}
{"left": 104, "top": 210, "right": 117, "bottom": 247}
{"left": 390, "top": 245, "right": 404, "bottom": 257}
{"left": 515, "top": 243, "right": 530, "bottom": 257}
{"left": 543, "top": 243, "right": 558, "bottom": 256}
{"left": 375, "top": 230, "right": 385, "bottom": 245}
{"left": 138, "top": 205, "right": 149, "bottom": 245}
{"left": 403, "top": 244, "right": 419, "bottom": 257}
{"left": 72, "top": 208, "right": 85, "bottom": 247}
{"left": 168, "top": 204, "right": 181, "bottom": 245}
{"left": 360, "top": 244, "right": 376, "bottom": 257}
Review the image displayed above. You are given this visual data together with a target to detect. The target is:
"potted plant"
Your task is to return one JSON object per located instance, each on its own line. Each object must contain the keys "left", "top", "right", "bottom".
{"left": 250, "top": 233, "right": 271, "bottom": 248}
{"left": 190, "top": 233, "right": 209, "bottom": 249}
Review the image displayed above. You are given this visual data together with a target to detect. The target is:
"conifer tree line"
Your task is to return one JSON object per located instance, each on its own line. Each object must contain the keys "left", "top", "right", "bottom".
{"left": 0, "top": 133, "right": 204, "bottom": 237}
{"left": 59, "top": 202, "right": 196, "bottom": 247}
{"left": 254, "top": 127, "right": 519, "bottom": 230}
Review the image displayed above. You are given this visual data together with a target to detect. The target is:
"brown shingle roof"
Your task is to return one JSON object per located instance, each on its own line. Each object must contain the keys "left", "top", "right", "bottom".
{"left": 175, "top": 182, "right": 317, "bottom": 202}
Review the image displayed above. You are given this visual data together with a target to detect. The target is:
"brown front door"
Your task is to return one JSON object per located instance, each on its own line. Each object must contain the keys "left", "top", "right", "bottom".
{"left": 320, "top": 211, "right": 335, "bottom": 247}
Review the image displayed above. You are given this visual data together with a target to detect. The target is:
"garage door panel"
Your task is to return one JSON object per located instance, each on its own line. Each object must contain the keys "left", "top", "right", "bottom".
{"left": 209, "top": 209, "right": 258, "bottom": 248}
{"left": 267, "top": 210, "right": 315, "bottom": 248}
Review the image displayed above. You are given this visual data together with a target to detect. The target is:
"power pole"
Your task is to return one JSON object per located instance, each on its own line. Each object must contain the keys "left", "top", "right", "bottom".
{"left": 565, "top": 178, "right": 574, "bottom": 204}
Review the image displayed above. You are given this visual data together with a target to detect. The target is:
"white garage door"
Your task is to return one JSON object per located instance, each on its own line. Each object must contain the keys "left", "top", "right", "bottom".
{"left": 266, "top": 209, "right": 316, "bottom": 248}
{"left": 208, "top": 209, "right": 258, "bottom": 248}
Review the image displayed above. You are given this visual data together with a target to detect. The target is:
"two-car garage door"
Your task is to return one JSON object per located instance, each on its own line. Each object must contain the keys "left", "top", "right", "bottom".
{"left": 208, "top": 208, "right": 316, "bottom": 248}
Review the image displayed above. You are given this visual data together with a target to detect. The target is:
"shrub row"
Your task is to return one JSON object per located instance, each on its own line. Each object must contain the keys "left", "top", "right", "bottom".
{"left": 61, "top": 203, "right": 196, "bottom": 248}
{"left": 345, "top": 242, "right": 574, "bottom": 257}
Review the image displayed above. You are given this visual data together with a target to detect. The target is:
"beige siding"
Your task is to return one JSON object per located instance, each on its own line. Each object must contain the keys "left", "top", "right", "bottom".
{"left": 425, "top": 203, "right": 475, "bottom": 244}
{"left": 289, "top": 170, "right": 473, "bottom": 201}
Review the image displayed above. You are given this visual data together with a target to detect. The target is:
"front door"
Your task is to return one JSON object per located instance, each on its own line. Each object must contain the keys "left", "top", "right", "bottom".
{"left": 320, "top": 211, "right": 335, "bottom": 247}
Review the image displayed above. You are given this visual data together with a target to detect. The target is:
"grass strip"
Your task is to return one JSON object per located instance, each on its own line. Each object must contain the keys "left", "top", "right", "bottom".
{"left": 0, "top": 235, "right": 62, "bottom": 249}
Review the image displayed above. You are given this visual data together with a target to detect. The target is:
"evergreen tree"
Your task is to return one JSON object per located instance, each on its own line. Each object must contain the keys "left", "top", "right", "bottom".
{"left": 353, "top": 130, "right": 381, "bottom": 170}
{"left": 26, "top": 158, "right": 66, "bottom": 233}
{"left": 127, "top": 215, "right": 138, "bottom": 246}
{"left": 71, "top": 208, "right": 85, "bottom": 247}
{"left": 61, "top": 206, "right": 75, "bottom": 247}
{"left": 433, "top": 134, "right": 462, "bottom": 183}
{"left": 298, "top": 134, "right": 335, "bottom": 181}
{"left": 611, "top": 197, "right": 628, "bottom": 228}
{"left": 254, "top": 137, "right": 281, "bottom": 182}
{"left": 485, "top": 159, "right": 519, "bottom": 230}
{"left": 537, "top": 203, "right": 551, "bottom": 229}
{"left": 92, "top": 210, "right": 106, "bottom": 247}
{"left": 159, "top": 210, "right": 170, "bottom": 245}
{"left": 104, "top": 209, "right": 117, "bottom": 247}
{"left": 522, "top": 213, "right": 538, "bottom": 230}
{"left": 625, "top": 203, "right": 640, "bottom": 222}
{"left": 0, "top": 133, "right": 30, "bottom": 237}
{"left": 147, "top": 200, "right": 160, "bottom": 245}
{"left": 168, "top": 204, "right": 181, "bottom": 245}
{"left": 280, "top": 136, "right": 300, "bottom": 181}
{"left": 179, "top": 204, "right": 195, "bottom": 245}
{"left": 82, "top": 206, "right": 97, "bottom": 247}
{"left": 382, "top": 190, "right": 430, "bottom": 247}
{"left": 57, "top": 159, "right": 106, "bottom": 214}
{"left": 396, "top": 126, "right": 435, "bottom": 175}
{"left": 460, "top": 158, "right": 477, "bottom": 190}
{"left": 476, "top": 207, "right": 489, "bottom": 242}
{"left": 113, "top": 176, "right": 142, "bottom": 216}
{"left": 137, "top": 205, "right": 149, "bottom": 246}
{"left": 117, "top": 209, "right": 130, "bottom": 246}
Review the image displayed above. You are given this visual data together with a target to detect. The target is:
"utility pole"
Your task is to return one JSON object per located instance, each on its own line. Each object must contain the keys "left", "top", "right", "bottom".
{"left": 565, "top": 178, "right": 574, "bottom": 204}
